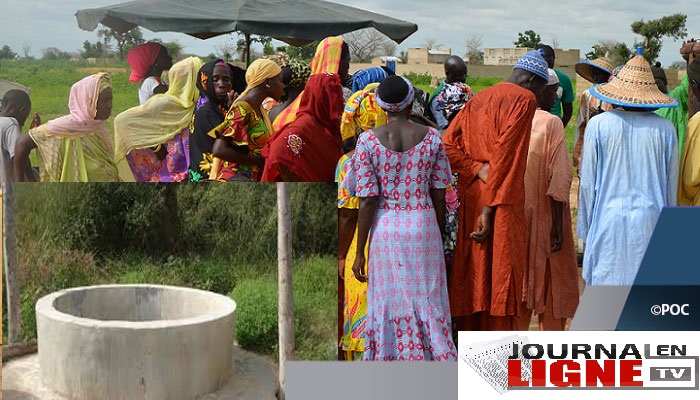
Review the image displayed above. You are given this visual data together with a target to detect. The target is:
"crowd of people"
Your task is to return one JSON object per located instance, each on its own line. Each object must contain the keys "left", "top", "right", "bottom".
{"left": 2, "top": 35, "right": 699, "bottom": 362}
{"left": 336, "top": 45, "right": 699, "bottom": 362}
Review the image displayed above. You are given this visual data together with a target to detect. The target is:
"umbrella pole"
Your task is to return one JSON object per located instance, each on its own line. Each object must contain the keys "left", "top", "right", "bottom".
{"left": 245, "top": 33, "right": 251, "bottom": 66}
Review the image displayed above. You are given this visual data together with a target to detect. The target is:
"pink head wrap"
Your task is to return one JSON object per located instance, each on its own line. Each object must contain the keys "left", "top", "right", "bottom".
{"left": 44, "top": 73, "right": 111, "bottom": 138}
{"left": 127, "top": 42, "right": 163, "bottom": 83}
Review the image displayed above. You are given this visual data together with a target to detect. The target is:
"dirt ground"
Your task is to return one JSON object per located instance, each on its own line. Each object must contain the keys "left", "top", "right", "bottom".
{"left": 1, "top": 346, "right": 278, "bottom": 400}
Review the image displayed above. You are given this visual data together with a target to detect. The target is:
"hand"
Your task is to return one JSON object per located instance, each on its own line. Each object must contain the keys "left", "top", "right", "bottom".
{"left": 352, "top": 254, "right": 367, "bottom": 283}
{"left": 30, "top": 112, "right": 41, "bottom": 129}
{"left": 227, "top": 90, "right": 239, "bottom": 105}
{"left": 477, "top": 163, "right": 489, "bottom": 183}
{"left": 338, "top": 258, "right": 346, "bottom": 279}
{"left": 470, "top": 206, "right": 493, "bottom": 243}
{"left": 550, "top": 224, "right": 563, "bottom": 253}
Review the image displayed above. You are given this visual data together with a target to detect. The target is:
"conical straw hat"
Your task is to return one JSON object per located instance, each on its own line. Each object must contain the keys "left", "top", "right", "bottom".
{"left": 590, "top": 50, "right": 677, "bottom": 109}
{"left": 575, "top": 57, "right": 614, "bottom": 83}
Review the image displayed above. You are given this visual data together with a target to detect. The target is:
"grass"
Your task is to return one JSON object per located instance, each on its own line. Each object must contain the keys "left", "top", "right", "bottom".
{"left": 3, "top": 244, "right": 335, "bottom": 361}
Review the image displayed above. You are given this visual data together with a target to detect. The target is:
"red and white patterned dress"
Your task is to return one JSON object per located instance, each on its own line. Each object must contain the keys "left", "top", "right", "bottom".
{"left": 346, "top": 127, "right": 457, "bottom": 361}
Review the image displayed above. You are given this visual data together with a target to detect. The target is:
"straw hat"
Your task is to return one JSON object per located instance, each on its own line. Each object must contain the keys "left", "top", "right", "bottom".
{"left": 589, "top": 50, "right": 677, "bottom": 109}
{"left": 575, "top": 57, "right": 614, "bottom": 84}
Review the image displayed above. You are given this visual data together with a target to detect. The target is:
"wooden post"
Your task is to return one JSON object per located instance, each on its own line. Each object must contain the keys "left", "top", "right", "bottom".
{"left": 277, "top": 183, "right": 294, "bottom": 400}
{"left": 245, "top": 33, "right": 252, "bottom": 67}
{"left": 3, "top": 182, "right": 22, "bottom": 343}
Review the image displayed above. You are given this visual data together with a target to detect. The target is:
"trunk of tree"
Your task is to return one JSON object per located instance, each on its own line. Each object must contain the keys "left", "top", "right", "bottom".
{"left": 3, "top": 182, "right": 22, "bottom": 343}
{"left": 160, "top": 184, "right": 179, "bottom": 253}
{"left": 277, "top": 183, "right": 294, "bottom": 400}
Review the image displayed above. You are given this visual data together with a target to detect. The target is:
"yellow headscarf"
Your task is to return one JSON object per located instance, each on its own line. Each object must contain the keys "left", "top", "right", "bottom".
{"left": 340, "top": 83, "right": 387, "bottom": 141}
{"left": 272, "top": 37, "right": 346, "bottom": 132}
{"left": 238, "top": 58, "right": 282, "bottom": 99}
{"left": 114, "top": 56, "right": 204, "bottom": 161}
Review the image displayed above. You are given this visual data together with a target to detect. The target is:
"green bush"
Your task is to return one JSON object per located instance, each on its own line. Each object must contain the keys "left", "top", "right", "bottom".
{"left": 403, "top": 71, "right": 433, "bottom": 86}
{"left": 230, "top": 279, "right": 279, "bottom": 354}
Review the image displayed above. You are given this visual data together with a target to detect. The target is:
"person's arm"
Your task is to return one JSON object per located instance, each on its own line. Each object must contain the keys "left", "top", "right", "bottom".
{"left": 13, "top": 133, "right": 37, "bottom": 182}
{"left": 352, "top": 196, "right": 379, "bottom": 283}
{"left": 550, "top": 199, "right": 564, "bottom": 253}
{"left": 212, "top": 137, "right": 265, "bottom": 168}
{"left": 561, "top": 102, "right": 573, "bottom": 127}
{"left": 338, "top": 207, "right": 358, "bottom": 278}
{"left": 152, "top": 84, "right": 168, "bottom": 95}
{"left": 430, "top": 188, "right": 446, "bottom": 233}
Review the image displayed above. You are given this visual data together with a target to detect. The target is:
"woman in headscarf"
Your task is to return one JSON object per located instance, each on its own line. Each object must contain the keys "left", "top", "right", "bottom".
{"left": 13, "top": 73, "right": 119, "bottom": 182}
{"left": 127, "top": 42, "right": 173, "bottom": 105}
{"left": 351, "top": 66, "right": 390, "bottom": 93}
{"left": 342, "top": 76, "right": 456, "bottom": 361}
{"left": 188, "top": 59, "right": 243, "bottom": 182}
{"left": 271, "top": 36, "right": 351, "bottom": 132}
{"left": 268, "top": 58, "right": 311, "bottom": 124}
{"left": 262, "top": 72, "right": 344, "bottom": 182}
{"left": 114, "top": 57, "right": 203, "bottom": 182}
{"left": 208, "top": 58, "right": 285, "bottom": 181}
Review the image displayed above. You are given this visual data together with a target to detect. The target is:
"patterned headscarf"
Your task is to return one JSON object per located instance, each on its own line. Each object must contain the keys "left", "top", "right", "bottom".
{"left": 351, "top": 66, "right": 390, "bottom": 92}
{"left": 340, "top": 82, "right": 388, "bottom": 141}
{"left": 375, "top": 76, "right": 415, "bottom": 113}
{"left": 514, "top": 50, "right": 549, "bottom": 81}
{"left": 285, "top": 58, "right": 311, "bottom": 89}
{"left": 435, "top": 82, "right": 474, "bottom": 120}
{"left": 127, "top": 42, "right": 163, "bottom": 83}
{"left": 272, "top": 36, "right": 346, "bottom": 131}
{"left": 44, "top": 73, "right": 112, "bottom": 138}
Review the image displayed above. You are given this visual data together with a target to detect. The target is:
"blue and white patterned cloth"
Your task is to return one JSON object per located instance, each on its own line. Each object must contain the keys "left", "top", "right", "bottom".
{"left": 514, "top": 50, "right": 549, "bottom": 81}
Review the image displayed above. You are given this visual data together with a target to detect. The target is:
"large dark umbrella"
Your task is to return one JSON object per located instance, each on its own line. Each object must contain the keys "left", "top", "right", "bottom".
{"left": 76, "top": 0, "right": 417, "bottom": 64}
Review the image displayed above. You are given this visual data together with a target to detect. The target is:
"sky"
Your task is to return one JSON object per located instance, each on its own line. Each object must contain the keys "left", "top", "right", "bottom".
{"left": 1, "top": 0, "right": 699, "bottom": 66}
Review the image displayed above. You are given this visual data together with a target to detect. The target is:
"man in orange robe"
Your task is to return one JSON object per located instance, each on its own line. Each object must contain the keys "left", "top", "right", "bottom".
{"left": 517, "top": 69, "right": 579, "bottom": 331}
{"left": 442, "top": 50, "right": 549, "bottom": 330}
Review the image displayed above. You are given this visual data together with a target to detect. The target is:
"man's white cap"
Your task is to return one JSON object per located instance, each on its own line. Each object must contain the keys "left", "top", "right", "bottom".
{"left": 548, "top": 68, "right": 559, "bottom": 86}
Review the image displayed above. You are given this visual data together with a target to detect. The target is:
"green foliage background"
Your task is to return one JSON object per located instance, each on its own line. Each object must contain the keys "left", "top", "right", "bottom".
{"left": 3, "top": 183, "right": 338, "bottom": 361}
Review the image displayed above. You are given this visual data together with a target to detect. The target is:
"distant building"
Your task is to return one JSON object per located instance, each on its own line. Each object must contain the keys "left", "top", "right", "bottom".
{"left": 407, "top": 48, "right": 452, "bottom": 65}
{"left": 484, "top": 48, "right": 580, "bottom": 67}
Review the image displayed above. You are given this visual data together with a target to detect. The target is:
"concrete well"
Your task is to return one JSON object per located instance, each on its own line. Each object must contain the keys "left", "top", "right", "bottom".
{"left": 35, "top": 284, "right": 237, "bottom": 400}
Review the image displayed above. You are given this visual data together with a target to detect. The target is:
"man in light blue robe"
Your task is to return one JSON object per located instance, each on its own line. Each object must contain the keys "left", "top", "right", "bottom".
{"left": 577, "top": 50, "right": 679, "bottom": 286}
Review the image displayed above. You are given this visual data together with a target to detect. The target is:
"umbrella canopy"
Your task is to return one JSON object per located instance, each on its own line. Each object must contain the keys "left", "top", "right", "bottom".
{"left": 75, "top": 0, "right": 417, "bottom": 46}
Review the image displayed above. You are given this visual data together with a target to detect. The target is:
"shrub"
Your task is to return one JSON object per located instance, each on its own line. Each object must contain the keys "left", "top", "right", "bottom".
{"left": 403, "top": 71, "right": 433, "bottom": 86}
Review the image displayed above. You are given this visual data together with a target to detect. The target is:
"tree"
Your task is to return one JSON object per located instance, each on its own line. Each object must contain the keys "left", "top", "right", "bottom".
{"left": 585, "top": 39, "right": 632, "bottom": 67}
{"left": 669, "top": 60, "right": 687, "bottom": 70}
{"left": 150, "top": 38, "right": 183, "bottom": 60}
{"left": 98, "top": 27, "right": 145, "bottom": 60}
{"left": 514, "top": 30, "right": 541, "bottom": 48}
{"left": 0, "top": 45, "right": 17, "bottom": 60}
{"left": 380, "top": 40, "right": 397, "bottom": 57}
{"left": 214, "top": 38, "right": 237, "bottom": 61}
{"left": 286, "top": 41, "right": 319, "bottom": 60}
{"left": 43, "top": 47, "right": 72, "bottom": 60}
{"left": 399, "top": 50, "right": 409, "bottom": 64}
{"left": 465, "top": 33, "right": 484, "bottom": 63}
{"left": 550, "top": 34, "right": 560, "bottom": 50}
{"left": 343, "top": 29, "right": 395, "bottom": 62}
{"left": 631, "top": 13, "right": 687, "bottom": 63}
{"left": 81, "top": 41, "right": 108, "bottom": 59}
{"left": 21, "top": 42, "right": 32, "bottom": 59}
{"left": 422, "top": 37, "right": 443, "bottom": 50}
{"left": 236, "top": 34, "right": 272, "bottom": 62}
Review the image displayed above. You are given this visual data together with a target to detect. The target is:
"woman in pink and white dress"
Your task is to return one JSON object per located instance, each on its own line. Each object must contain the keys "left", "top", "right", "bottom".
{"left": 344, "top": 76, "right": 457, "bottom": 361}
